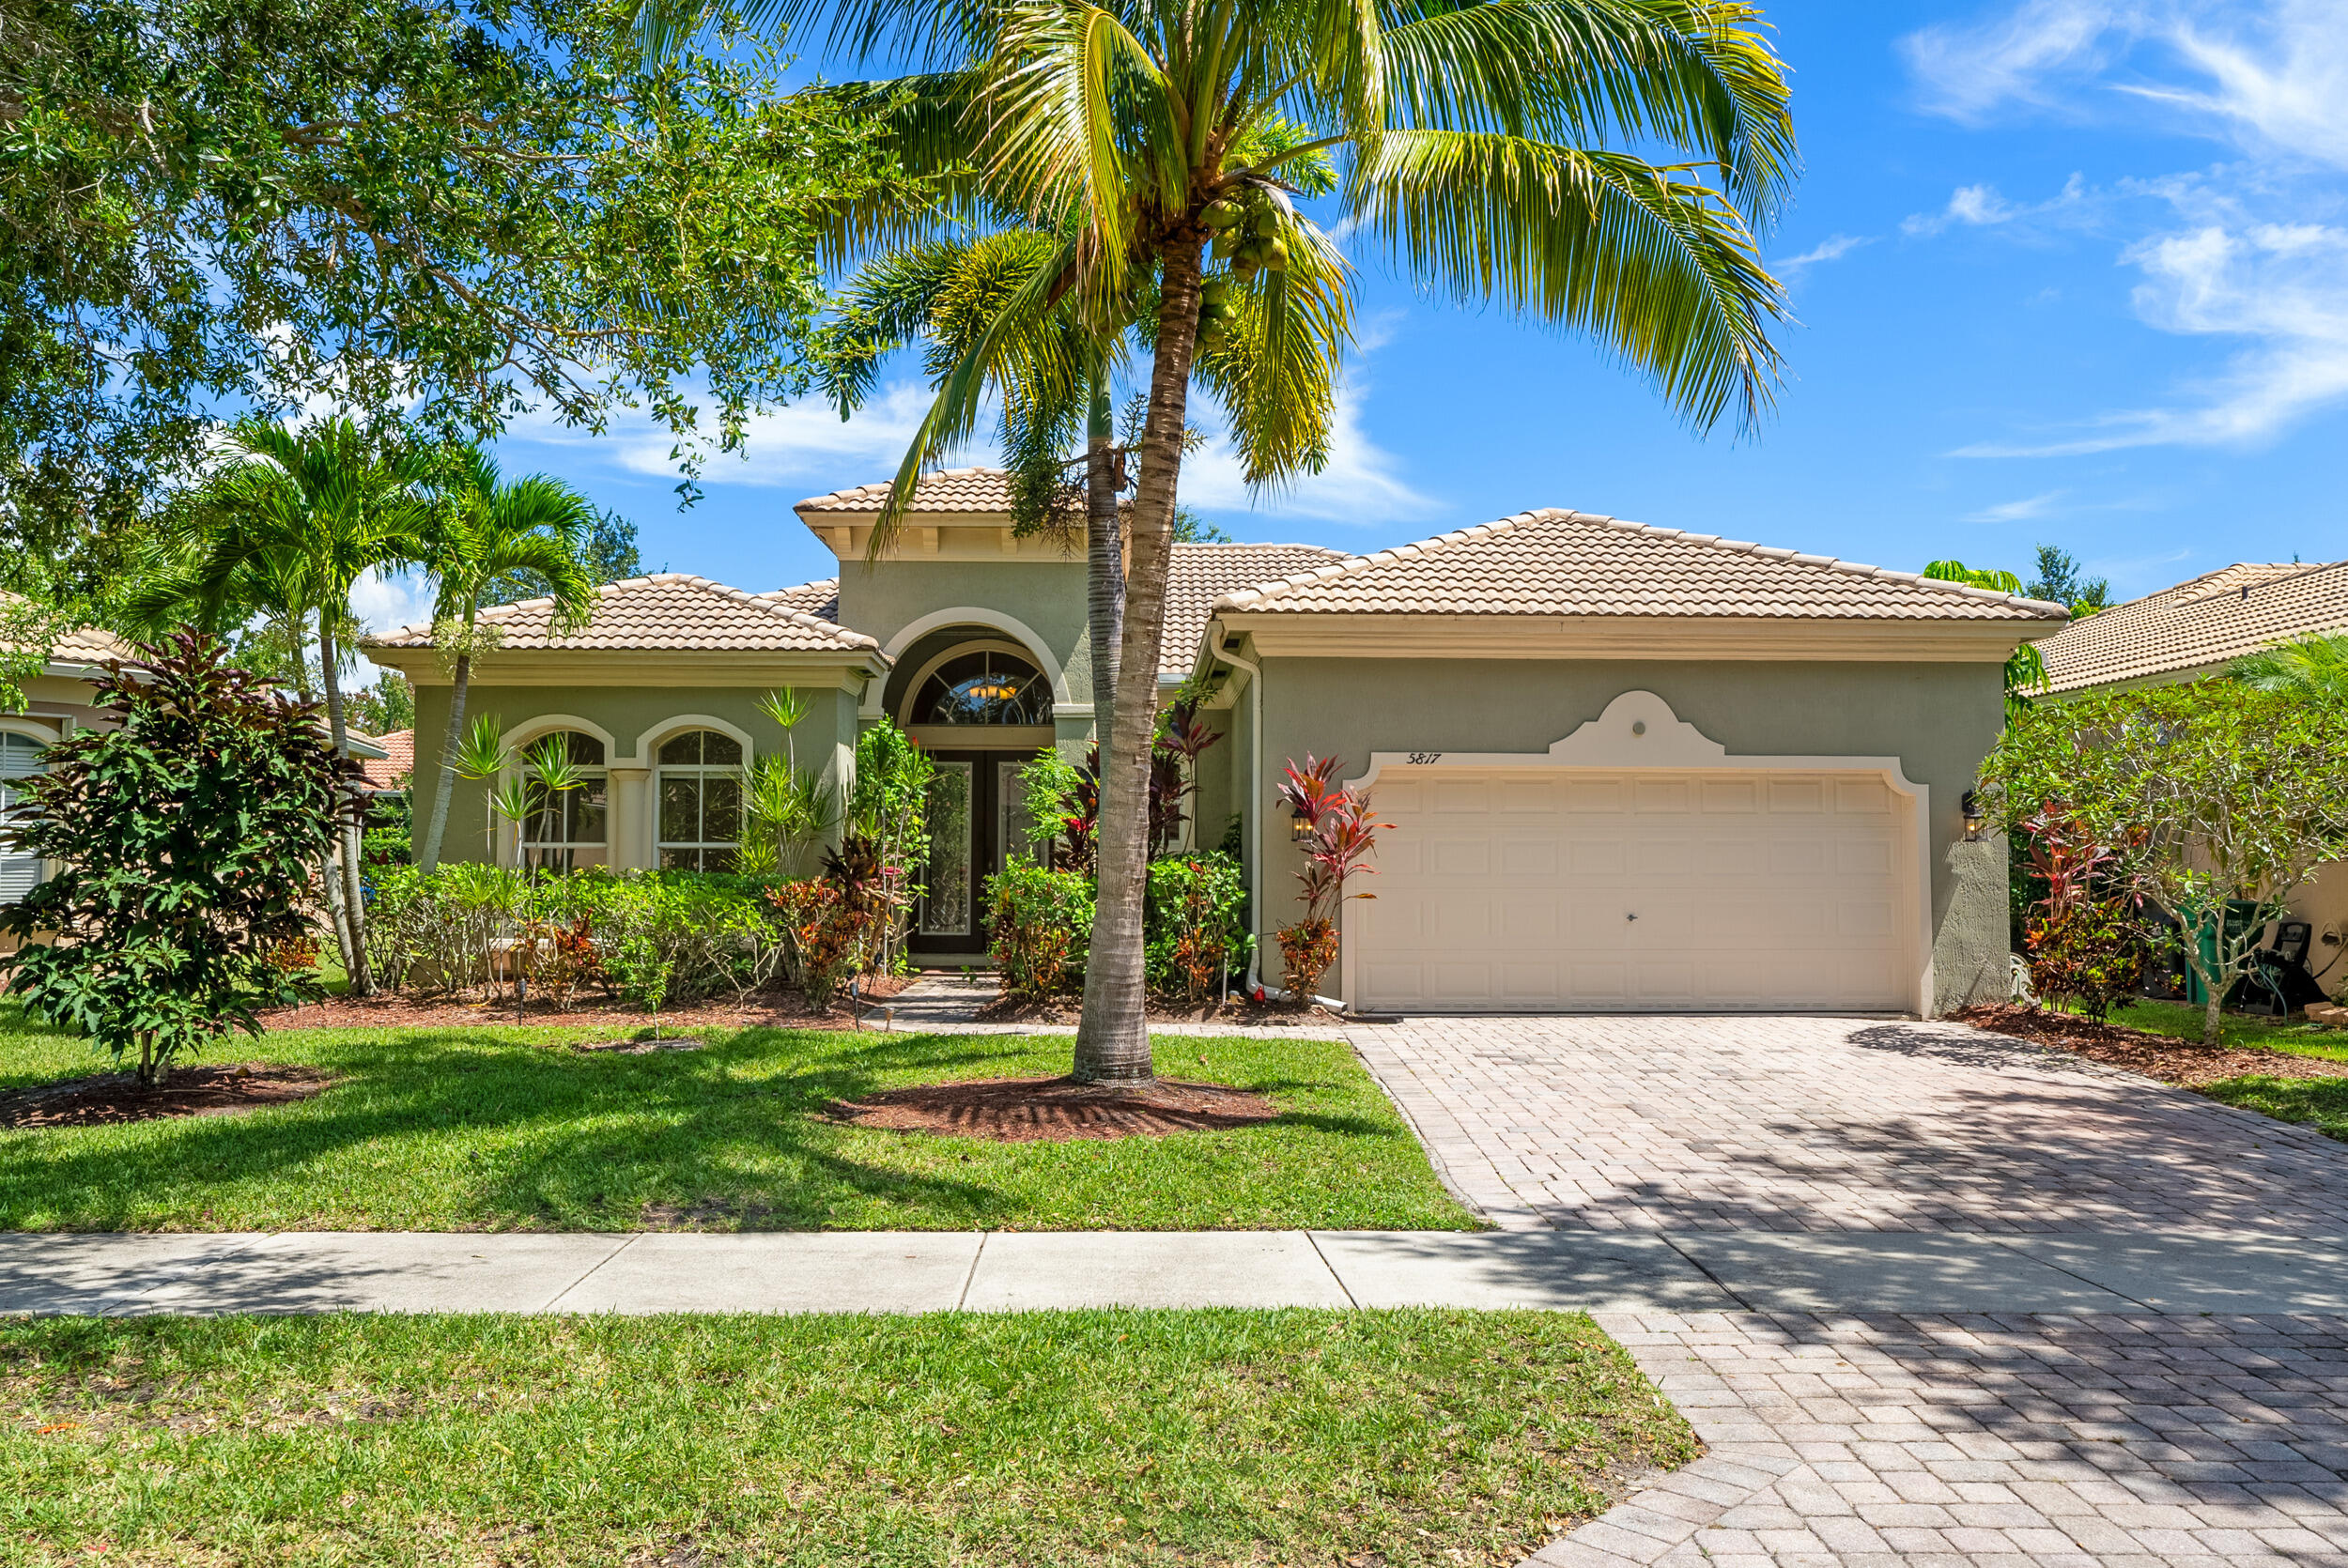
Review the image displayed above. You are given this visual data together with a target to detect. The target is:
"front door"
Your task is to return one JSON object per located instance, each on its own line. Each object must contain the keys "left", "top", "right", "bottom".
{"left": 911, "top": 749, "right": 1041, "bottom": 959}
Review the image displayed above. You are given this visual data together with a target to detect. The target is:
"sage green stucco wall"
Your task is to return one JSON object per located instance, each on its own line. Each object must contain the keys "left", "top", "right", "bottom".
{"left": 1242, "top": 654, "right": 2012, "bottom": 1014}
{"left": 410, "top": 682, "right": 858, "bottom": 868}
{"left": 838, "top": 560, "right": 1094, "bottom": 708}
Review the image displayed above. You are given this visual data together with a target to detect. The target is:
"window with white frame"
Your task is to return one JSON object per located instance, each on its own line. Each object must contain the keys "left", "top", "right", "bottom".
{"left": 657, "top": 730, "right": 743, "bottom": 871}
{"left": 0, "top": 730, "right": 46, "bottom": 900}
{"left": 517, "top": 730, "right": 609, "bottom": 869}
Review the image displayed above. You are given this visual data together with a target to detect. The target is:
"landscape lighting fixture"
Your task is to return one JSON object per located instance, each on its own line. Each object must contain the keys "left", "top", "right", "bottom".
{"left": 1960, "top": 790, "right": 1986, "bottom": 842}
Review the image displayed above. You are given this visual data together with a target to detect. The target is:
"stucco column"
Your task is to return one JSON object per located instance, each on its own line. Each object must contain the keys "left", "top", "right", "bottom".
{"left": 607, "top": 766, "right": 651, "bottom": 870}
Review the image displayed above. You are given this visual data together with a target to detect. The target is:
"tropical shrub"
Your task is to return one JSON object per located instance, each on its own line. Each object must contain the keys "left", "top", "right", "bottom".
{"left": 364, "top": 866, "right": 787, "bottom": 1007}
{"left": 2016, "top": 807, "right": 2147, "bottom": 1021}
{"left": 1015, "top": 748, "right": 1096, "bottom": 873}
{"left": 987, "top": 861, "right": 1094, "bottom": 1001}
{"left": 0, "top": 633, "right": 364, "bottom": 1085}
{"left": 849, "top": 720, "right": 933, "bottom": 972}
{"left": 765, "top": 834, "right": 890, "bottom": 1007}
{"left": 1273, "top": 755, "right": 1390, "bottom": 1004}
{"left": 1145, "top": 853, "right": 1247, "bottom": 1005}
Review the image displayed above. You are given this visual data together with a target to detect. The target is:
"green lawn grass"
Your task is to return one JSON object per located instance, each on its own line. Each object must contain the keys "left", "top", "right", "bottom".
{"left": 0, "top": 1005, "right": 1475, "bottom": 1233}
{"left": 0, "top": 1309, "right": 1686, "bottom": 1568}
{"left": 2042, "top": 996, "right": 2348, "bottom": 1062}
{"left": 2195, "top": 1076, "right": 2348, "bottom": 1140}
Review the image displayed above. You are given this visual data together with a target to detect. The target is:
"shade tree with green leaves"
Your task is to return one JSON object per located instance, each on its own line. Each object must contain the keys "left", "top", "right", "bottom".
{"left": 0, "top": 634, "right": 366, "bottom": 1085}
{"left": 0, "top": 0, "right": 909, "bottom": 601}
{"left": 658, "top": 0, "right": 1800, "bottom": 1080}
{"left": 1978, "top": 680, "right": 2348, "bottom": 1043}
{"left": 1923, "top": 558, "right": 2056, "bottom": 715}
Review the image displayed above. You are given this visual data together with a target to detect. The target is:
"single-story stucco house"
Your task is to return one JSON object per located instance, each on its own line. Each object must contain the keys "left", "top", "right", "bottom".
{"left": 2038, "top": 558, "right": 2348, "bottom": 989}
{"left": 361, "top": 468, "right": 2070, "bottom": 1016}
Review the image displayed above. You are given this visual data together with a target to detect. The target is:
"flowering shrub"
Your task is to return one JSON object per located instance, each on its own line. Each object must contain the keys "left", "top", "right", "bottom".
{"left": 764, "top": 833, "right": 889, "bottom": 1007}
{"left": 987, "top": 861, "right": 1094, "bottom": 1000}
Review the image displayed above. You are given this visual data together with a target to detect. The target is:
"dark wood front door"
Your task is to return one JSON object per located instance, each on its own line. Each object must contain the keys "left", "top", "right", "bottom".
{"left": 910, "top": 749, "right": 1040, "bottom": 959}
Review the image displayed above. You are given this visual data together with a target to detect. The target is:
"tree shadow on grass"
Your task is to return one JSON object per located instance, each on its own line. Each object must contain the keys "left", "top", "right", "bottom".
{"left": 0, "top": 1023, "right": 1425, "bottom": 1233}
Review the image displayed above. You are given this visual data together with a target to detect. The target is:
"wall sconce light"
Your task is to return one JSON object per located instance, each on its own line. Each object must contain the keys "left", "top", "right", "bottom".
{"left": 1960, "top": 789, "right": 1986, "bottom": 842}
{"left": 1290, "top": 813, "right": 1316, "bottom": 843}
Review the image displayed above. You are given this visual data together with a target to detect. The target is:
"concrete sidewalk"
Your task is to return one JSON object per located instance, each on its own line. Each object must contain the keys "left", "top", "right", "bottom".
{"left": 10, "top": 1226, "right": 2348, "bottom": 1317}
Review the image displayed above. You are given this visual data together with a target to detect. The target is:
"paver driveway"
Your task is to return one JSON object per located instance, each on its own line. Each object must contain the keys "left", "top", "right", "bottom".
{"left": 1348, "top": 1013, "right": 2348, "bottom": 1235}
{"left": 1342, "top": 1015, "right": 2348, "bottom": 1566}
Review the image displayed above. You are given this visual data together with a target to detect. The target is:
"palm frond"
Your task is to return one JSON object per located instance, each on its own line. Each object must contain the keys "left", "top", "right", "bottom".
{"left": 1380, "top": 0, "right": 1796, "bottom": 227}
{"left": 2232, "top": 634, "right": 2348, "bottom": 705}
{"left": 1348, "top": 131, "right": 1784, "bottom": 431}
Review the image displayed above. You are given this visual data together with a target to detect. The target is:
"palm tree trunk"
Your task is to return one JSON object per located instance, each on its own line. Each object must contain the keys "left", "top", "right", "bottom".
{"left": 1085, "top": 372, "right": 1124, "bottom": 760}
{"left": 1074, "top": 233, "right": 1206, "bottom": 1084}
{"left": 317, "top": 621, "right": 376, "bottom": 994}
{"left": 417, "top": 644, "right": 472, "bottom": 874}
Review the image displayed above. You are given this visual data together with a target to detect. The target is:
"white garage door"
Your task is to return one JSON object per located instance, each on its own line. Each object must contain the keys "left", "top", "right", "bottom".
{"left": 1351, "top": 769, "right": 1913, "bottom": 1013}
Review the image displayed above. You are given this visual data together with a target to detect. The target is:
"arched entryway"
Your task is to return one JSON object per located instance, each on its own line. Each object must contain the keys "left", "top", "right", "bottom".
{"left": 883, "top": 631, "right": 1054, "bottom": 960}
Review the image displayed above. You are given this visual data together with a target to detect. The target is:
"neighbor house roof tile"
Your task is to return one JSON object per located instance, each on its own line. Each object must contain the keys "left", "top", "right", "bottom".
{"left": 0, "top": 591, "right": 136, "bottom": 664}
{"left": 363, "top": 575, "right": 879, "bottom": 654}
{"left": 2040, "top": 560, "right": 2348, "bottom": 693}
{"left": 358, "top": 729, "right": 413, "bottom": 790}
{"left": 1212, "top": 510, "right": 2070, "bottom": 623}
{"left": 1162, "top": 543, "right": 1357, "bottom": 673}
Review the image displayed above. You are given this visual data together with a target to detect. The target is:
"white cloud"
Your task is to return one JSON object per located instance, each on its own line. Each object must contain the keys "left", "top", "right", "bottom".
{"left": 350, "top": 567, "right": 436, "bottom": 638}
{"left": 1180, "top": 385, "right": 1438, "bottom": 525}
{"left": 1965, "top": 489, "right": 2070, "bottom": 521}
{"left": 1956, "top": 218, "right": 2348, "bottom": 454}
{"left": 500, "top": 379, "right": 975, "bottom": 491}
{"left": 1909, "top": 1, "right": 2348, "bottom": 456}
{"left": 1904, "top": 0, "right": 2348, "bottom": 170}
{"left": 1901, "top": 174, "right": 2090, "bottom": 237}
{"left": 1777, "top": 234, "right": 1875, "bottom": 272}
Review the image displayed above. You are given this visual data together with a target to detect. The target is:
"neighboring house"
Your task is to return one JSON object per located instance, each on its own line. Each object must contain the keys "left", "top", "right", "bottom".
{"left": 362, "top": 468, "right": 2066, "bottom": 1016}
{"left": 2038, "top": 559, "right": 2348, "bottom": 988}
{"left": 357, "top": 729, "right": 414, "bottom": 794}
{"left": 2, "top": 597, "right": 137, "bottom": 904}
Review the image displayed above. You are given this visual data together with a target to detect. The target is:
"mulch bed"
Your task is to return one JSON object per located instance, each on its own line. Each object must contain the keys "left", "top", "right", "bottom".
{"left": 261, "top": 974, "right": 915, "bottom": 1033}
{"left": 1953, "top": 1004, "right": 2348, "bottom": 1087}
{"left": 823, "top": 1075, "right": 1282, "bottom": 1143}
{"left": 0, "top": 1064, "right": 335, "bottom": 1129}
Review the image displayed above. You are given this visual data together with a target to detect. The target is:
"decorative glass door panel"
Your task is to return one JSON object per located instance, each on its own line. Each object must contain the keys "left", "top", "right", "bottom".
{"left": 997, "top": 760, "right": 1031, "bottom": 871}
{"left": 919, "top": 761, "right": 975, "bottom": 937}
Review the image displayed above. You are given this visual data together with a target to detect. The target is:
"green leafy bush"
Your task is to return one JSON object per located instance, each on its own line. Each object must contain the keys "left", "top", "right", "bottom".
{"left": 986, "top": 861, "right": 1094, "bottom": 1000}
{"left": 365, "top": 866, "right": 786, "bottom": 1007}
{"left": 1146, "top": 853, "right": 1248, "bottom": 1005}
{"left": 0, "top": 633, "right": 363, "bottom": 1084}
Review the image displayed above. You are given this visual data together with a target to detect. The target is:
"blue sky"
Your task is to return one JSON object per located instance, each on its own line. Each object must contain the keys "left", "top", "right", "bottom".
{"left": 359, "top": 0, "right": 2348, "bottom": 634}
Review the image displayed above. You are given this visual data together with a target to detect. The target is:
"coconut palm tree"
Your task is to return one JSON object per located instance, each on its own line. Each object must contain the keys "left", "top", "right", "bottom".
{"left": 646, "top": 0, "right": 1795, "bottom": 1080}
{"left": 414, "top": 450, "right": 598, "bottom": 873}
{"left": 169, "top": 418, "right": 435, "bottom": 992}
{"left": 816, "top": 146, "right": 1344, "bottom": 754}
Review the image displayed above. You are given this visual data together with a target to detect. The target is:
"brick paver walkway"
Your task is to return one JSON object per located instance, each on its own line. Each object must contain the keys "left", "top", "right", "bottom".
{"left": 1540, "top": 1310, "right": 2348, "bottom": 1568}
{"left": 1348, "top": 1015, "right": 2348, "bottom": 1235}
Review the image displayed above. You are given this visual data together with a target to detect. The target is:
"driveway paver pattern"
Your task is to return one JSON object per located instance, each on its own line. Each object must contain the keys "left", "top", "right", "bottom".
{"left": 1346, "top": 1014, "right": 2348, "bottom": 1235}
{"left": 1539, "top": 1309, "right": 2348, "bottom": 1568}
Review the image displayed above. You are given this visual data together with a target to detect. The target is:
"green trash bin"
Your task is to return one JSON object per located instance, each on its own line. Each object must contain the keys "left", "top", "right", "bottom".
{"left": 2184, "top": 899, "right": 2267, "bottom": 1006}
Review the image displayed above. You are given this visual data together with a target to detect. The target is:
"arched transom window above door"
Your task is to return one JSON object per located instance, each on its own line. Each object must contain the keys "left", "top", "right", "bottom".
{"left": 908, "top": 646, "right": 1053, "bottom": 728}
{"left": 657, "top": 729, "right": 743, "bottom": 871}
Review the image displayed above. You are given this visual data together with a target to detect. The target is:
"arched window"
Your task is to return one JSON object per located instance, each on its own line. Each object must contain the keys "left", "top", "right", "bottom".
{"left": 518, "top": 730, "right": 608, "bottom": 870}
{"left": 914, "top": 648, "right": 1052, "bottom": 726}
{"left": 0, "top": 730, "right": 47, "bottom": 900}
{"left": 657, "top": 729, "right": 743, "bottom": 871}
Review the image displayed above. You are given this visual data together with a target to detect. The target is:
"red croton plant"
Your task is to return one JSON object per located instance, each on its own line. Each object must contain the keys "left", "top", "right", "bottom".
{"left": 1272, "top": 756, "right": 1393, "bottom": 1005}
{"left": 2019, "top": 804, "right": 2148, "bottom": 1021}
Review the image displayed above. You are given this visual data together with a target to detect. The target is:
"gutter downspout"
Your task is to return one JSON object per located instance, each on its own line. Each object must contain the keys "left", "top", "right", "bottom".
{"left": 1213, "top": 632, "right": 1267, "bottom": 998}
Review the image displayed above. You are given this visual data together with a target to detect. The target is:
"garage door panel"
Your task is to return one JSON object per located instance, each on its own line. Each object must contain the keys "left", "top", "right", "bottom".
{"left": 1355, "top": 766, "right": 1911, "bottom": 1014}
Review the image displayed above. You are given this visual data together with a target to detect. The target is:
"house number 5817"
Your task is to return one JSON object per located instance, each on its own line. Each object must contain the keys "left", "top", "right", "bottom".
{"left": 1407, "top": 752, "right": 1444, "bottom": 766}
